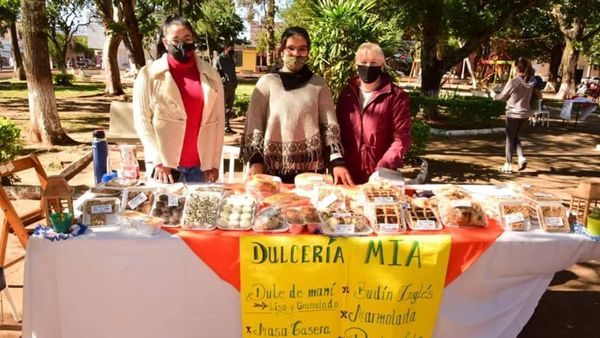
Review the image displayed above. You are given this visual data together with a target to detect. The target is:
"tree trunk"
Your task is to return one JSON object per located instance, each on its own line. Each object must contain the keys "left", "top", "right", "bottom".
{"left": 20, "top": 0, "right": 74, "bottom": 145}
{"left": 419, "top": 0, "right": 444, "bottom": 96}
{"left": 265, "top": 0, "right": 276, "bottom": 66}
{"left": 556, "top": 38, "right": 579, "bottom": 100}
{"left": 547, "top": 42, "right": 564, "bottom": 91}
{"left": 103, "top": 33, "right": 124, "bottom": 95}
{"left": 121, "top": 0, "right": 146, "bottom": 69}
{"left": 9, "top": 21, "right": 26, "bottom": 80}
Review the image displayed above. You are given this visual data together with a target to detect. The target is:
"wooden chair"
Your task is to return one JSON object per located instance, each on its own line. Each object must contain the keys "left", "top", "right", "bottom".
{"left": 0, "top": 155, "right": 49, "bottom": 269}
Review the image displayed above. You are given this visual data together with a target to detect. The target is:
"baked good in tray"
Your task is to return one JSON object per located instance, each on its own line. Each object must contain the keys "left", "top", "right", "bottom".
{"left": 181, "top": 190, "right": 222, "bottom": 230}
{"left": 216, "top": 194, "right": 256, "bottom": 230}
{"left": 435, "top": 185, "right": 487, "bottom": 227}
{"left": 263, "top": 191, "right": 310, "bottom": 208}
{"left": 517, "top": 184, "right": 561, "bottom": 203}
{"left": 80, "top": 197, "right": 120, "bottom": 226}
{"left": 499, "top": 202, "right": 531, "bottom": 231}
{"left": 122, "top": 187, "right": 155, "bottom": 214}
{"left": 253, "top": 207, "right": 288, "bottom": 232}
{"left": 319, "top": 209, "right": 372, "bottom": 236}
{"left": 362, "top": 182, "right": 404, "bottom": 204}
{"left": 246, "top": 174, "right": 281, "bottom": 198}
{"left": 315, "top": 186, "right": 346, "bottom": 210}
{"left": 405, "top": 196, "right": 443, "bottom": 230}
{"left": 537, "top": 204, "right": 570, "bottom": 232}
{"left": 294, "top": 173, "right": 332, "bottom": 192}
{"left": 369, "top": 204, "right": 406, "bottom": 233}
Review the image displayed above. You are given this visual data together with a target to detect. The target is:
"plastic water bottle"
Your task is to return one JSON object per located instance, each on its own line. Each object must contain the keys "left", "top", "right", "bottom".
{"left": 92, "top": 130, "right": 109, "bottom": 184}
{"left": 119, "top": 144, "right": 139, "bottom": 181}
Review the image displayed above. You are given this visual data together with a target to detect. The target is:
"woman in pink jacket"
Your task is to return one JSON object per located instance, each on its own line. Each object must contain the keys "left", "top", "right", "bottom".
{"left": 336, "top": 43, "right": 412, "bottom": 184}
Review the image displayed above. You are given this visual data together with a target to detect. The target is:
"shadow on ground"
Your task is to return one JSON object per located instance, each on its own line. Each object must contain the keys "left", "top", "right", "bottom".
{"left": 518, "top": 289, "right": 600, "bottom": 337}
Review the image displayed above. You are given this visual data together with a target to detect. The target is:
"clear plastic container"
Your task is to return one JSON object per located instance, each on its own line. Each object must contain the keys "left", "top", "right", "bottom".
{"left": 245, "top": 174, "right": 282, "bottom": 199}
{"left": 263, "top": 191, "right": 310, "bottom": 208}
{"left": 537, "top": 203, "right": 570, "bottom": 233}
{"left": 437, "top": 198, "right": 487, "bottom": 228}
{"left": 299, "top": 206, "right": 321, "bottom": 234}
{"left": 80, "top": 197, "right": 121, "bottom": 227}
{"left": 151, "top": 189, "right": 186, "bottom": 227}
{"left": 216, "top": 194, "right": 257, "bottom": 230}
{"left": 294, "top": 173, "right": 332, "bottom": 194}
{"left": 122, "top": 187, "right": 156, "bottom": 214}
{"left": 120, "top": 210, "right": 163, "bottom": 236}
{"left": 181, "top": 190, "right": 222, "bottom": 230}
{"left": 367, "top": 204, "right": 406, "bottom": 234}
{"left": 253, "top": 207, "right": 289, "bottom": 232}
{"left": 499, "top": 201, "right": 531, "bottom": 231}
{"left": 319, "top": 209, "right": 372, "bottom": 236}
{"left": 314, "top": 186, "right": 346, "bottom": 210}
{"left": 282, "top": 207, "right": 306, "bottom": 234}
{"left": 362, "top": 183, "right": 404, "bottom": 204}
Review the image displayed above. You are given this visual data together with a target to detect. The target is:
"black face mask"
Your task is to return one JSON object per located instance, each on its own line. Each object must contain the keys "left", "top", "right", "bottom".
{"left": 227, "top": 49, "right": 235, "bottom": 57}
{"left": 357, "top": 65, "right": 382, "bottom": 84}
{"left": 167, "top": 42, "right": 196, "bottom": 63}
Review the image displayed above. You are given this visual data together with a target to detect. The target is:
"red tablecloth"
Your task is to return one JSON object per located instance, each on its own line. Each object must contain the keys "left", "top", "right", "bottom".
{"left": 164, "top": 220, "right": 503, "bottom": 290}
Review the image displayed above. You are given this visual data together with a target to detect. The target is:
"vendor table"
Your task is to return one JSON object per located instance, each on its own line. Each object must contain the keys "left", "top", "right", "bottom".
{"left": 560, "top": 97, "right": 598, "bottom": 127}
{"left": 22, "top": 186, "right": 600, "bottom": 338}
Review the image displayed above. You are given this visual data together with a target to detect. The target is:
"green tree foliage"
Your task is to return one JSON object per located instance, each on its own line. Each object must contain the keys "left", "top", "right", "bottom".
{"left": 377, "top": 0, "right": 538, "bottom": 96}
{"left": 0, "top": 0, "right": 19, "bottom": 33}
{"left": 0, "top": 117, "right": 21, "bottom": 185}
{"left": 551, "top": 0, "right": 600, "bottom": 98}
{"left": 46, "top": 0, "right": 93, "bottom": 71}
{"left": 307, "top": 0, "right": 399, "bottom": 100}
{"left": 195, "top": 0, "right": 245, "bottom": 54}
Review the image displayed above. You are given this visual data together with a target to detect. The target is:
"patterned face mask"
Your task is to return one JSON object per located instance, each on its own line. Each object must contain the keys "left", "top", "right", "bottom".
{"left": 282, "top": 55, "right": 307, "bottom": 72}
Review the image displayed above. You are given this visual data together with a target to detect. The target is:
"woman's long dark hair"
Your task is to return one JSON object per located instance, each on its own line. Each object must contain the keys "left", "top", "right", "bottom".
{"left": 514, "top": 57, "right": 534, "bottom": 80}
{"left": 155, "top": 15, "right": 197, "bottom": 58}
{"left": 276, "top": 26, "right": 311, "bottom": 61}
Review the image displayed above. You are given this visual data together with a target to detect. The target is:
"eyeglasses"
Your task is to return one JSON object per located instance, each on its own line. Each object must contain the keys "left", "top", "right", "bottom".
{"left": 284, "top": 46, "right": 309, "bottom": 56}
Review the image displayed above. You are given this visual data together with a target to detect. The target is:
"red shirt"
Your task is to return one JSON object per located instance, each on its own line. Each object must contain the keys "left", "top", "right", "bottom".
{"left": 168, "top": 54, "right": 204, "bottom": 167}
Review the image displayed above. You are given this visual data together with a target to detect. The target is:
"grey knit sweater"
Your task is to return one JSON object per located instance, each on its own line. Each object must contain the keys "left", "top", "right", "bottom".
{"left": 241, "top": 73, "right": 343, "bottom": 174}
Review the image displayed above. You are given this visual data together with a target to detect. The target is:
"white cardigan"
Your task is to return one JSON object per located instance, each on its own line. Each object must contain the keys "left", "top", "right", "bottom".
{"left": 133, "top": 53, "right": 225, "bottom": 170}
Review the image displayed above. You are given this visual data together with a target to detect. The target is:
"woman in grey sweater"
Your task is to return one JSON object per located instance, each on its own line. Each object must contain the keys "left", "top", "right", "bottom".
{"left": 241, "top": 27, "right": 353, "bottom": 185}
{"left": 491, "top": 57, "right": 541, "bottom": 173}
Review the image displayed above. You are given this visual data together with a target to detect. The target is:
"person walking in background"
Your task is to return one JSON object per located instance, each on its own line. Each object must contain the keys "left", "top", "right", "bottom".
{"left": 133, "top": 15, "right": 224, "bottom": 183}
{"left": 491, "top": 57, "right": 541, "bottom": 174}
{"left": 241, "top": 27, "right": 353, "bottom": 185}
{"left": 214, "top": 43, "right": 238, "bottom": 134}
{"left": 336, "top": 42, "right": 412, "bottom": 184}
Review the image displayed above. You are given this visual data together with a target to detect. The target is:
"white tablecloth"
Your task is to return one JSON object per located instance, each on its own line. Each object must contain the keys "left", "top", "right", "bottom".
{"left": 560, "top": 97, "right": 598, "bottom": 121}
{"left": 22, "top": 227, "right": 600, "bottom": 338}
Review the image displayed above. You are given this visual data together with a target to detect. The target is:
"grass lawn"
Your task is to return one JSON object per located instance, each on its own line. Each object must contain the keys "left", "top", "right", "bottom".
{"left": 237, "top": 77, "right": 257, "bottom": 97}
{"left": 0, "top": 80, "right": 131, "bottom": 99}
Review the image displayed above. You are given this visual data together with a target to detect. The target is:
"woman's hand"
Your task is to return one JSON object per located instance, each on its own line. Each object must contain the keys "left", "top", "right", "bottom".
{"left": 153, "top": 164, "right": 175, "bottom": 184}
{"left": 333, "top": 166, "right": 354, "bottom": 187}
{"left": 248, "top": 163, "right": 264, "bottom": 177}
{"left": 204, "top": 168, "right": 218, "bottom": 183}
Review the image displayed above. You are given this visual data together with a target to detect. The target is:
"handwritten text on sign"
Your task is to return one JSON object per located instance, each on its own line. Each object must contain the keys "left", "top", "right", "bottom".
{"left": 240, "top": 235, "right": 451, "bottom": 338}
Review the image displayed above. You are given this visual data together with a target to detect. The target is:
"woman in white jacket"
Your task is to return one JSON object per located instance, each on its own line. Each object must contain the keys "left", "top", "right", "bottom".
{"left": 133, "top": 16, "right": 224, "bottom": 183}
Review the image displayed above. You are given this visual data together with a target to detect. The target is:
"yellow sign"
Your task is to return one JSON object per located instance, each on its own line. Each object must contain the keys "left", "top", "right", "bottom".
{"left": 240, "top": 235, "right": 451, "bottom": 338}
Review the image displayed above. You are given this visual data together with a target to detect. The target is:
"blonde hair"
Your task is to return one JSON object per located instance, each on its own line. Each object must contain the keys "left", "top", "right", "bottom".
{"left": 355, "top": 42, "right": 386, "bottom": 66}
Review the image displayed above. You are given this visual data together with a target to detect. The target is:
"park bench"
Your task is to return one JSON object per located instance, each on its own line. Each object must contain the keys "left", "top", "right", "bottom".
{"left": 106, "top": 101, "right": 242, "bottom": 182}
{"left": 107, "top": 101, "right": 140, "bottom": 144}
